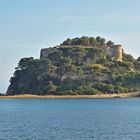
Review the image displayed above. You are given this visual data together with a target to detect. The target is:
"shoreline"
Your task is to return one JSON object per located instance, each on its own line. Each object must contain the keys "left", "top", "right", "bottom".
{"left": 0, "top": 93, "right": 140, "bottom": 99}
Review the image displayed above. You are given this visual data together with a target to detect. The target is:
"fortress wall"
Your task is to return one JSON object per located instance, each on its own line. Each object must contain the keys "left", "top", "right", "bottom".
{"left": 106, "top": 47, "right": 114, "bottom": 57}
{"left": 40, "top": 45, "right": 123, "bottom": 62}
{"left": 40, "top": 47, "right": 59, "bottom": 59}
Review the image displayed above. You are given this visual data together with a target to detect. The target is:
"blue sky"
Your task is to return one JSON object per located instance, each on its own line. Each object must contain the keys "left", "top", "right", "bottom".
{"left": 0, "top": 0, "right": 140, "bottom": 93}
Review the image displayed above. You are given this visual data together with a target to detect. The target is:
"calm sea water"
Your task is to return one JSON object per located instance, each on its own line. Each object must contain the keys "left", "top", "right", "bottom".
{"left": 0, "top": 98, "right": 140, "bottom": 140}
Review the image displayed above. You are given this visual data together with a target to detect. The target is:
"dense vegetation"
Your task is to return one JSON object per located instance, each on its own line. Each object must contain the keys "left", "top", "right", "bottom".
{"left": 6, "top": 37, "right": 140, "bottom": 95}
{"left": 61, "top": 36, "right": 114, "bottom": 46}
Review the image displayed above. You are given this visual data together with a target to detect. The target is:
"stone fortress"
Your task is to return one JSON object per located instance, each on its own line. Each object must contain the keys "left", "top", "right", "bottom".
{"left": 100, "top": 45, "right": 123, "bottom": 62}
{"left": 40, "top": 45, "right": 123, "bottom": 62}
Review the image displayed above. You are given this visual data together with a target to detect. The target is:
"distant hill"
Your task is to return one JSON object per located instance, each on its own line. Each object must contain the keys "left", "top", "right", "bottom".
{"left": 0, "top": 93, "right": 4, "bottom": 96}
{"left": 6, "top": 36, "right": 140, "bottom": 95}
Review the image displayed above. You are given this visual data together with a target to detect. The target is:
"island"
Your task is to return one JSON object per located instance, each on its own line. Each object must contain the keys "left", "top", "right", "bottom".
{"left": 6, "top": 36, "right": 140, "bottom": 98}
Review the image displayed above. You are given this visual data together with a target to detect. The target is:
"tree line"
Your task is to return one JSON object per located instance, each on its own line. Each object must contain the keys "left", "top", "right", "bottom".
{"left": 61, "top": 36, "right": 114, "bottom": 46}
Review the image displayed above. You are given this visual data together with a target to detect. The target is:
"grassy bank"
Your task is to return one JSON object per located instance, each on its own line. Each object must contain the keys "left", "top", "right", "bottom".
{"left": 0, "top": 93, "right": 140, "bottom": 99}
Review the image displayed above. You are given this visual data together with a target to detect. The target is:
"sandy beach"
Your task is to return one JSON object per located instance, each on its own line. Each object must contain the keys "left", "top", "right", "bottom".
{"left": 0, "top": 93, "right": 140, "bottom": 99}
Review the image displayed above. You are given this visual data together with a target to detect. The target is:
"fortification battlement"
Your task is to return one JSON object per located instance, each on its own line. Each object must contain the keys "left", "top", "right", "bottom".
{"left": 40, "top": 45, "right": 123, "bottom": 62}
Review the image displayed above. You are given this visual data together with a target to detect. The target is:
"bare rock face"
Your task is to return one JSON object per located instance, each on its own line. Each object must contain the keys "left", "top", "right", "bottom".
{"left": 61, "top": 73, "right": 91, "bottom": 81}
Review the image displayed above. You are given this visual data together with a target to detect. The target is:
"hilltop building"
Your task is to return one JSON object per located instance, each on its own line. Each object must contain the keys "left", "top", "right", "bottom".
{"left": 40, "top": 45, "right": 123, "bottom": 62}
{"left": 100, "top": 45, "right": 123, "bottom": 62}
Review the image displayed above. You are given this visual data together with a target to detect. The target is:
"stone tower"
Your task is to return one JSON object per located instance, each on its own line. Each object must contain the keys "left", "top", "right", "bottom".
{"left": 100, "top": 45, "right": 123, "bottom": 62}
{"left": 113, "top": 45, "right": 123, "bottom": 62}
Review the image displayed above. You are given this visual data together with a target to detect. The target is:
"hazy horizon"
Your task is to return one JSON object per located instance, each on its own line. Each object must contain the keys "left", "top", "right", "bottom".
{"left": 0, "top": 0, "right": 140, "bottom": 93}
